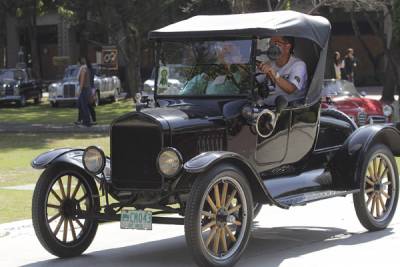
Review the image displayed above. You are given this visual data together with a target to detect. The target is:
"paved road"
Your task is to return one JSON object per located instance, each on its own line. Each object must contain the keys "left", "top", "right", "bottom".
{"left": 1, "top": 196, "right": 399, "bottom": 267}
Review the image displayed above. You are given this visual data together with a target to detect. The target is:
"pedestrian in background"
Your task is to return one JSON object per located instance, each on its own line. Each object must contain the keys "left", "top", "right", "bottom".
{"left": 75, "top": 57, "right": 91, "bottom": 127}
{"left": 86, "top": 58, "right": 97, "bottom": 125}
{"left": 344, "top": 48, "right": 357, "bottom": 82}
{"left": 333, "top": 51, "right": 344, "bottom": 80}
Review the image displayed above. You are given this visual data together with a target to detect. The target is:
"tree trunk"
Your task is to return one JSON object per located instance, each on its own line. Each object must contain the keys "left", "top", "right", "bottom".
{"left": 29, "top": 0, "right": 41, "bottom": 79}
{"left": 122, "top": 23, "right": 141, "bottom": 97}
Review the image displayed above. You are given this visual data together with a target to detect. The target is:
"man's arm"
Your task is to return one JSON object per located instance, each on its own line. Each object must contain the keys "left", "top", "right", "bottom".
{"left": 259, "top": 63, "right": 297, "bottom": 94}
{"left": 79, "top": 67, "right": 86, "bottom": 94}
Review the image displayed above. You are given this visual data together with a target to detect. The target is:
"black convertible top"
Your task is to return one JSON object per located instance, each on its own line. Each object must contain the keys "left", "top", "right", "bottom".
{"left": 149, "top": 11, "right": 331, "bottom": 48}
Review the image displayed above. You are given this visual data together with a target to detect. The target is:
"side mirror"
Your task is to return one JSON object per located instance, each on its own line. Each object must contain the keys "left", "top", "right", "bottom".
{"left": 275, "top": 95, "right": 288, "bottom": 113}
{"left": 360, "top": 91, "right": 367, "bottom": 97}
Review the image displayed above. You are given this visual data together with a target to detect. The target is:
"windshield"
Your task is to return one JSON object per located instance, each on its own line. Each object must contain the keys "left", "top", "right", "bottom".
{"left": 156, "top": 40, "right": 252, "bottom": 96}
{"left": 322, "top": 80, "right": 361, "bottom": 98}
{"left": 0, "top": 69, "right": 25, "bottom": 80}
{"left": 64, "top": 66, "right": 80, "bottom": 79}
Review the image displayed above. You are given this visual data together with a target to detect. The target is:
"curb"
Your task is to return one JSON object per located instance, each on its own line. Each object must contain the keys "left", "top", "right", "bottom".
{"left": 0, "top": 123, "right": 110, "bottom": 133}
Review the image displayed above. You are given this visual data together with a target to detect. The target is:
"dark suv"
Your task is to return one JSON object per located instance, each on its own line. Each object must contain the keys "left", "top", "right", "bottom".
{"left": 31, "top": 11, "right": 400, "bottom": 267}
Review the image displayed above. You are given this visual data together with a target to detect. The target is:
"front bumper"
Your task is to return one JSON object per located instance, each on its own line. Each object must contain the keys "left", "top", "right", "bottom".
{"left": 0, "top": 95, "right": 21, "bottom": 102}
{"left": 49, "top": 96, "right": 78, "bottom": 102}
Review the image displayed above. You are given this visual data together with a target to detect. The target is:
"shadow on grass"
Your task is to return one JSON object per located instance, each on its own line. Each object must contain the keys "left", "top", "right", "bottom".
{"left": 21, "top": 225, "right": 394, "bottom": 267}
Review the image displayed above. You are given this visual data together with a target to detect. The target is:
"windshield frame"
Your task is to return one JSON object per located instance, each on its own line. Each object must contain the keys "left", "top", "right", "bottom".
{"left": 322, "top": 79, "right": 361, "bottom": 98}
{"left": 154, "top": 38, "right": 257, "bottom": 100}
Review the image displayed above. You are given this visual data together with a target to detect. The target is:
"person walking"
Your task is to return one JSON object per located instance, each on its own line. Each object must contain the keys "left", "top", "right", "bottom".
{"left": 344, "top": 48, "right": 357, "bottom": 82}
{"left": 76, "top": 57, "right": 92, "bottom": 127}
{"left": 86, "top": 58, "right": 97, "bottom": 124}
{"left": 333, "top": 51, "right": 344, "bottom": 80}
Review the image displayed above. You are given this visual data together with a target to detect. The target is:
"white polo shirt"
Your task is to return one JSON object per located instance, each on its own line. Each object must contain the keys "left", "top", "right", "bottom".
{"left": 257, "top": 56, "right": 308, "bottom": 101}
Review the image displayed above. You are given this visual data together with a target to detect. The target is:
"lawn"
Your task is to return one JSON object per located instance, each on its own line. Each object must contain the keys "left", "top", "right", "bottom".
{"left": 0, "top": 98, "right": 135, "bottom": 125}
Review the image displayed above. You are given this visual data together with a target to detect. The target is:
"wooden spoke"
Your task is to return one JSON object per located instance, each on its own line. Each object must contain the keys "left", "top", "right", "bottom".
{"left": 381, "top": 190, "right": 391, "bottom": 199}
{"left": 379, "top": 167, "right": 389, "bottom": 182}
{"left": 382, "top": 181, "right": 392, "bottom": 186}
{"left": 213, "top": 228, "right": 221, "bottom": 255}
{"left": 375, "top": 195, "right": 381, "bottom": 217}
{"left": 47, "top": 203, "right": 60, "bottom": 209}
{"left": 63, "top": 218, "right": 68, "bottom": 242}
{"left": 48, "top": 212, "right": 61, "bottom": 223}
{"left": 366, "top": 192, "right": 375, "bottom": 206}
{"left": 50, "top": 189, "right": 62, "bottom": 203}
{"left": 205, "top": 227, "right": 217, "bottom": 247}
{"left": 367, "top": 165, "right": 375, "bottom": 181}
{"left": 370, "top": 194, "right": 376, "bottom": 216}
{"left": 70, "top": 181, "right": 82, "bottom": 200}
{"left": 77, "top": 194, "right": 88, "bottom": 203}
{"left": 225, "top": 225, "right": 236, "bottom": 242}
{"left": 207, "top": 195, "right": 218, "bottom": 213}
{"left": 228, "top": 204, "right": 242, "bottom": 215}
{"left": 366, "top": 178, "right": 375, "bottom": 187}
{"left": 202, "top": 220, "right": 216, "bottom": 232}
{"left": 57, "top": 179, "right": 66, "bottom": 199}
{"left": 365, "top": 188, "right": 374, "bottom": 194}
{"left": 69, "top": 219, "right": 77, "bottom": 241}
{"left": 73, "top": 218, "right": 84, "bottom": 228}
{"left": 373, "top": 158, "right": 379, "bottom": 179}
{"left": 220, "top": 227, "right": 228, "bottom": 252}
{"left": 377, "top": 158, "right": 384, "bottom": 179}
{"left": 214, "top": 184, "right": 221, "bottom": 209}
{"left": 225, "top": 189, "right": 237, "bottom": 209}
{"left": 53, "top": 216, "right": 64, "bottom": 236}
{"left": 201, "top": 211, "right": 215, "bottom": 219}
{"left": 378, "top": 194, "right": 386, "bottom": 212}
{"left": 67, "top": 175, "right": 72, "bottom": 199}
{"left": 221, "top": 182, "right": 229, "bottom": 208}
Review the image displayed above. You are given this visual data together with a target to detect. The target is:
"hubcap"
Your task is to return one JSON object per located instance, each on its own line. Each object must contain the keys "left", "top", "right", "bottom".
{"left": 363, "top": 153, "right": 396, "bottom": 221}
{"left": 199, "top": 177, "right": 247, "bottom": 260}
{"left": 45, "top": 174, "right": 91, "bottom": 243}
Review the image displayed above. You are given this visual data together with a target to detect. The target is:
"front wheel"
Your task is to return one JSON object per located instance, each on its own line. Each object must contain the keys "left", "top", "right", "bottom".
{"left": 353, "top": 144, "right": 399, "bottom": 231}
{"left": 185, "top": 164, "right": 253, "bottom": 267}
{"left": 32, "top": 163, "right": 99, "bottom": 257}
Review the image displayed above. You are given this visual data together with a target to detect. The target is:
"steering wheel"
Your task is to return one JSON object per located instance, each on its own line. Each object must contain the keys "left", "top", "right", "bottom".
{"left": 254, "top": 72, "right": 273, "bottom": 98}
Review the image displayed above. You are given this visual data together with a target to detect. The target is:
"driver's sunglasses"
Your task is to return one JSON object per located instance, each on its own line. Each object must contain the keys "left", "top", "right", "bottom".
{"left": 270, "top": 40, "right": 289, "bottom": 46}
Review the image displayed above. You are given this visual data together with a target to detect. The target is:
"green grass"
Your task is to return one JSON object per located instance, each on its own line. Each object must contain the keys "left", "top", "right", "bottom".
{"left": 0, "top": 98, "right": 135, "bottom": 125}
{"left": 0, "top": 133, "right": 110, "bottom": 187}
{"left": 0, "top": 189, "right": 33, "bottom": 224}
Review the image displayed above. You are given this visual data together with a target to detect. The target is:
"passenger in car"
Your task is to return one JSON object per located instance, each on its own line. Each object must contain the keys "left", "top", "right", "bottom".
{"left": 257, "top": 36, "right": 308, "bottom": 103}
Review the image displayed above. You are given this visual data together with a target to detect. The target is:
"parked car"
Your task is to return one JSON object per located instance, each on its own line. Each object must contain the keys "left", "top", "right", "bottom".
{"left": 321, "top": 79, "right": 392, "bottom": 125}
{"left": 31, "top": 11, "right": 400, "bottom": 267}
{"left": 0, "top": 68, "right": 42, "bottom": 107}
{"left": 48, "top": 64, "right": 121, "bottom": 107}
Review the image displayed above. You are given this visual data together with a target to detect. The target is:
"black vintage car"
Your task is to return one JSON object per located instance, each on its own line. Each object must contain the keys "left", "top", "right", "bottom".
{"left": 0, "top": 68, "right": 42, "bottom": 106}
{"left": 31, "top": 11, "right": 399, "bottom": 267}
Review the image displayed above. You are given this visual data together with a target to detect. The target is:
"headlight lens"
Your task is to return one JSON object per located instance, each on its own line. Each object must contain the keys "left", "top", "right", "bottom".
{"left": 157, "top": 147, "right": 183, "bottom": 177}
{"left": 83, "top": 146, "right": 106, "bottom": 174}
{"left": 383, "top": 105, "right": 393, "bottom": 117}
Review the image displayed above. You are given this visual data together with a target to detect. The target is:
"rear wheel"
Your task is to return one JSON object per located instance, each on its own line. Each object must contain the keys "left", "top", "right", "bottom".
{"left": 185, "top": 164, "right": 253, "bottom": 267}
{"left": 353, "top": 144, "right": 399, "bottom": 231}
{"left": 32, "top": 163, "right": 99, "bottom": 257}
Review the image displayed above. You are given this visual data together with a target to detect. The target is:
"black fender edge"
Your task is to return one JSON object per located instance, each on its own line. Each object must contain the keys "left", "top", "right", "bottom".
{"left": 184, "top": 151, "right": 288, "bottom": 209}
{"left": 330, "top": 124, "right": 400, "bottom": 189}
{"left": 31, "top": 148, "right": 85, "bottom": 169}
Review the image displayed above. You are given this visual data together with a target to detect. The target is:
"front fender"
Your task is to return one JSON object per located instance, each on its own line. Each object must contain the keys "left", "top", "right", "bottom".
{"left": 330, "top": 124, "right": 400, "bottom": 189}
{"left": 32, "top": 148, "right": 85, "bottom": 169}
{"left": 184, "top": 151, "right": 288, "bottom": 208}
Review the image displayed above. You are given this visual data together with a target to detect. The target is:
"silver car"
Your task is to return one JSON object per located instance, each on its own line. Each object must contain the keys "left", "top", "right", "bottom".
{"left": 48, "top": 64, "right": 121, "bottom": 107}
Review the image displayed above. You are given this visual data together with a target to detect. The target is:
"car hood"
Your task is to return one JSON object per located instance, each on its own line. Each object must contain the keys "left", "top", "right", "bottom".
{"left": 331, "top": 97, "right": 383, "bottom": 114}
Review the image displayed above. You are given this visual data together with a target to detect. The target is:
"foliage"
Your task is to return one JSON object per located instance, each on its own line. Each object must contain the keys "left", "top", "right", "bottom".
{"left": 394, "top": 0, "right": 400, "bottom": 46}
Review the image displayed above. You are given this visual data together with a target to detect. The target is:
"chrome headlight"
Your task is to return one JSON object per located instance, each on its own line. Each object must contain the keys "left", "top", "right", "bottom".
{"left": 383, "top": 105, "right": 393, "bottom": 117}
{"left": 83, "top": 146, "right": 106, "bottom": 175}
{"left": 157, "top": 147, "right": 183, "bottom": 178}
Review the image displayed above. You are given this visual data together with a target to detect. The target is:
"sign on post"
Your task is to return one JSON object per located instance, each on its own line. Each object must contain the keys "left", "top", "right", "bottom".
{"left": 102, "top": 46, "right": 118, "bottom": 70}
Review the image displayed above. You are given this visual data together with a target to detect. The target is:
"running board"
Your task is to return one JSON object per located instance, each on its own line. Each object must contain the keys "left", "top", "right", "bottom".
{"left": 276, "top": 189, "right": 359, "bottom": 207}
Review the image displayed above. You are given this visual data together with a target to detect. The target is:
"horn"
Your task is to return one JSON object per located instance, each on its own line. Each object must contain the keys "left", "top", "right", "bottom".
{"left": 255, "top": 109, "right": 277, "bottom": 138}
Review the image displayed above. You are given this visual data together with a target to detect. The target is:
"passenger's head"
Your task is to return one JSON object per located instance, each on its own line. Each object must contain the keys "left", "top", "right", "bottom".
{"left": 346, "top": 48, "right": 354, "bottom": 56}
{"left": 216, "top": 42, "right": 242, "bottom": 64}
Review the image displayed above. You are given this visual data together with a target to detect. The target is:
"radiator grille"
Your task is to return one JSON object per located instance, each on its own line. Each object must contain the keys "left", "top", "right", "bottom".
{"left": 5, "top": 87, "right": 14, "bottom": 96}
{"left": 357, "top": 112, "right": 367, "bottom": 126}
{"left": 368, "top": 116, "right": 386, "bottom": 124}
{"left": 63, "top": 84, "right": 76, "bottom": 97}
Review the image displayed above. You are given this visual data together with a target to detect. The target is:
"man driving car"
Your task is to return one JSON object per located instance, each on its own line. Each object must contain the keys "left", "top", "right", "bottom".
{"left": 257, "top": 36, "right": 307, "bottom": 102}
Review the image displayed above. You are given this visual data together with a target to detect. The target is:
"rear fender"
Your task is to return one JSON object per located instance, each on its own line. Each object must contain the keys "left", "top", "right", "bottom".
{"left": 183, "top": 151, "right": 287, "bottom": 208}
{"left": 330, "top": 124, "right": 400, "bottom": 189}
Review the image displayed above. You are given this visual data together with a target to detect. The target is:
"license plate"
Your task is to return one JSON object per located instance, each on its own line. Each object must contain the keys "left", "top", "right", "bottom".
{"left": 120, "top": 210, "right": 152, "bottom": 230}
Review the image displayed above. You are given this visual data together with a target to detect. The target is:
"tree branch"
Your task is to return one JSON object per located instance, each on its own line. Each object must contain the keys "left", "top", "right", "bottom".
{"left": 308, "top": 0, "right": 330, "bottom": 14}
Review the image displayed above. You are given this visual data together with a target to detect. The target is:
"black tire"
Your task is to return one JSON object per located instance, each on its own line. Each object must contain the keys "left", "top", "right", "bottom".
{"left": 32, "top": 163, "right": 99, "bottom": 258}
{"left": 34, "top": 94, "right": 42, "bottom": 104}
{"left": 112, "top": 88, "right": 119, "bottom": 102}
{"left": 321, "top": 108, "right": 357, "bottom": 131}
{"left": 50, "top": 101, "right": 59, "bottom": 108}
{"left": 353, "top": 144, "right": 399, "bottom": 231}
{"left": 253, "top": 203, "right": 262, "bottom": 219}
{"left": 18, "top": 95, "right": 26, "bottom": 107}
{"left": 185, "top": 164, "right": 253, "bottom": 267}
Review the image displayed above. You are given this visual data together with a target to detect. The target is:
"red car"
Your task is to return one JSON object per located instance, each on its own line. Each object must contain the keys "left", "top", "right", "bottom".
{"left": 321, "top": 79, "right": 392, "bottom": 126}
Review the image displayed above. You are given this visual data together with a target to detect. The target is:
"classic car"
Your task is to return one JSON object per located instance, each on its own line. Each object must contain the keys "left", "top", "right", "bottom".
{"left": 48, "top": 64, "right": 121, "bottom": 107}
{"left": 0, "top": 68, "right": 42, "bottom": 107}
{"left": 321, "top": 79, "right": 392, "bottom": 125}
{"left": 31, "top": 11, "right": 400, "bottom": 267}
